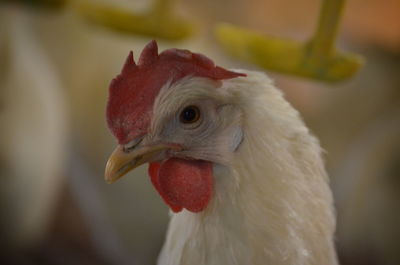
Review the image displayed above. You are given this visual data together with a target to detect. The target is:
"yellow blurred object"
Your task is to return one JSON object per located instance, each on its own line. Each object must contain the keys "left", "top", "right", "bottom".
{"left": 72, "top": 0, "right": 194, "bottom": 40}
{"left": 215, "top": 0, "right": 364, "bottom": 82}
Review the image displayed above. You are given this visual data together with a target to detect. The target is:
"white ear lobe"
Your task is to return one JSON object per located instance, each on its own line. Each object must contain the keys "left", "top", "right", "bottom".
{"left": 231, "top": 126, "right": 244, "bottom": 152}
{"left": 216, "top": 104, "right": 243, "bottom": 153}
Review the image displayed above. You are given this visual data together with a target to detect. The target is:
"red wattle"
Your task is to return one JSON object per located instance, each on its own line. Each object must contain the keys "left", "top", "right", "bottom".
{"left": 148, "top": 159, "right": 213, "bottom": 213}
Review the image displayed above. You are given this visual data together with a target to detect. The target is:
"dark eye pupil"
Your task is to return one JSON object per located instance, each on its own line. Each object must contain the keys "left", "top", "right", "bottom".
{"left": 180, "top": 106, "right": 200, "bottom": 123}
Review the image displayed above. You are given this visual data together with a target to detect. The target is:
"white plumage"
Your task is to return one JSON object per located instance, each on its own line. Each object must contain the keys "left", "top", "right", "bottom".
{"left": 153, "top": 71, "right": 338, "bottom": 265}
{"left": 105, "top": 43, "right": 338, "bottom": 264}
{"left": 0, "top": 8, "right": 67, "bottom": 246}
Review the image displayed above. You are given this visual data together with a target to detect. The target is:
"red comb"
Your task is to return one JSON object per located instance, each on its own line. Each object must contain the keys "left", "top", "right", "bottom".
{"left": 106, "top": 40, "right": 245, "bottom": 144}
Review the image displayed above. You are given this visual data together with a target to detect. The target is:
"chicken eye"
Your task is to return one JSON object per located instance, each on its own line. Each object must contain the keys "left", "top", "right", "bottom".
{"left": 180, "top": 106, "right": 200, "bottom": 124}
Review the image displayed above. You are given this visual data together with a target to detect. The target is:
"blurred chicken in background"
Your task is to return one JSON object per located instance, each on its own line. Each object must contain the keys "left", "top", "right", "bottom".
{"left": 0, "top": 0, "right": 399, "bottom": 265}
{"left": 0, "top": 7, "right": 67, "bottom": 248}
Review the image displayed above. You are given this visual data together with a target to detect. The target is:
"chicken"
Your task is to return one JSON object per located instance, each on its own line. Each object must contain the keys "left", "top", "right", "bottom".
{"left": 104, "top": 40, "right": 338, "bottom": 265}
{"left": 0, "top": 8, "right": 67, "bottom": 246}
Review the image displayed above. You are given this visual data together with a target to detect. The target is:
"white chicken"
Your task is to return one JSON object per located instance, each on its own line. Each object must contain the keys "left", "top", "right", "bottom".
{"left": 104, "top": 40, "right": 338, "bottom": 265}
{"left": 0, "top": 8, "right": 67, "bottom": 246}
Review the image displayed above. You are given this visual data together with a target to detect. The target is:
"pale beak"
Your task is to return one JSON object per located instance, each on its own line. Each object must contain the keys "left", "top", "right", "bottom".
{"left": 105, "top": 143, "right": 179, "bottom": 184}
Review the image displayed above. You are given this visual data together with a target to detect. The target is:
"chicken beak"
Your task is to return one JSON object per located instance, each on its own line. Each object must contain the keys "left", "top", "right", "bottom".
{"left": 105, "top": 143, "right": 177, "bottom": 184}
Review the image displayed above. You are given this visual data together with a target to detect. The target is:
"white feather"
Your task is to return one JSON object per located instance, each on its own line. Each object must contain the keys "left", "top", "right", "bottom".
{"left": 155, "top": 70, "right": 338, "bottom": 265}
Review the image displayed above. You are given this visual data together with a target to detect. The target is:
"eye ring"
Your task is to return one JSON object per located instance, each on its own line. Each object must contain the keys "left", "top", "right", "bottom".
{"left": 180, "top": 105, "right": 201, "bottom": 124}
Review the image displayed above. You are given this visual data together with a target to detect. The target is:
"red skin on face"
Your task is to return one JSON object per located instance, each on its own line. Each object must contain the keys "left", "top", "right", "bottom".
{"left": 149, "top": 159, "right": 213, "bottom": 213}
{"left": 106, "top": 40, "right": 245, "bottom": 145}
{"left": 107, "top": 41, "right": 243, "bottom": 212}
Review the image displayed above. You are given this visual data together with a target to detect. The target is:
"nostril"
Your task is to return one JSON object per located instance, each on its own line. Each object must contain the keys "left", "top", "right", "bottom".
{"left": 124, "top": 137, "right": 144, "bottom": 152}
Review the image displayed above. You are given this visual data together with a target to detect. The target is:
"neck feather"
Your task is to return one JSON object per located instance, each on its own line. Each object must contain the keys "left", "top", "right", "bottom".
{"left": 158, "top": 71, "right": 338, "bottom": 265}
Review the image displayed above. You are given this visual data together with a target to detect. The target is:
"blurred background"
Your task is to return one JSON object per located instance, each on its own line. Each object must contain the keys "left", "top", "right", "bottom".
{"left": 0, "top": 0, "right": 399, "bottom": 264}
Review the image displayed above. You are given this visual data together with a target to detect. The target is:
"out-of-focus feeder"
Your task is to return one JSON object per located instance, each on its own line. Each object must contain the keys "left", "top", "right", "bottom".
{"left": 0, "top": 0, "right": 194, "bottom": 40}
{"left": 215, "top": 0, "right": 364, "bottom": 82}
{"left": 73, "top": 0, "right": 194, "bottom": 40}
